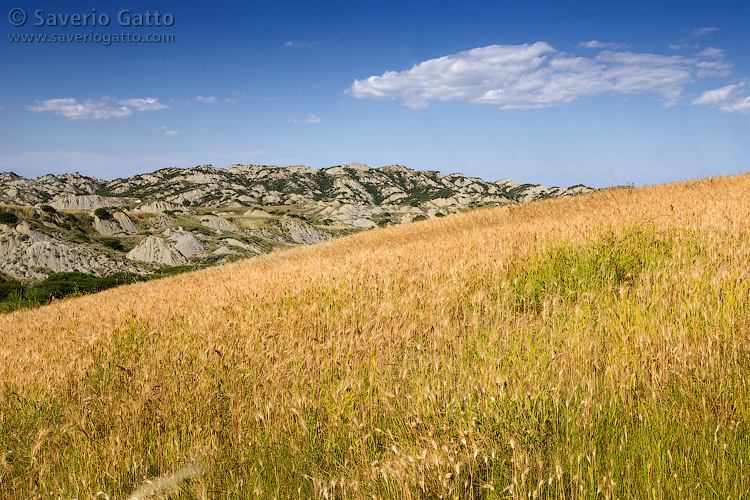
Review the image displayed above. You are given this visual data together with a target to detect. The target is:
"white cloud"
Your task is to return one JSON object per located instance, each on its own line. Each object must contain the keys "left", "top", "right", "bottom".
{"left": 693, "top": 47, "right": 733, "bottom": 78}
{"left": 693, "top": 27, "right": 719, "bottom": 36}
{"left": 696, "top": 47, "right": 724, "bottom": 59}
{"left": 115, "top": 97, "right": 169, "bottom": 111}
{"left": 27, "top": 98, "right": 133, "bottom": 119}
{"left": 27, "top": 97, "right": 168, "bottom": 119}
{"left": 348, "top": 42, "right": 700, "bottom": 110}
{"left": 695, "top": 61, "right": 733, "bottom": 78}
{"left": 153, "top": 125, "right": 182, "bottom": 136}
{"left": 196, "top": 96, "right": 218, "bottom": 104}
{"left": 577, "top": 40, "right": 626, "bottom": 50}
{"left": 290, "top": 114, "right": 323, "bottom": 124}
{"left": 285, "top": 40, "right": 320, "bottom": 48}
{"left": 692, "top": 82, "right": 750, "bottom": 113}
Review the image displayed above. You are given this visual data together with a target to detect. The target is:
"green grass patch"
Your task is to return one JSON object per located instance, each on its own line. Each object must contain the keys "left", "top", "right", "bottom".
{"left": 508, "top": 226, "right": 672, "bottom": 314}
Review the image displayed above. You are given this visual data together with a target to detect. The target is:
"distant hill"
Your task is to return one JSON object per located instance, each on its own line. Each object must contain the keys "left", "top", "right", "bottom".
{"left": 0, "top": 163, "right": 593, "bottom": 208}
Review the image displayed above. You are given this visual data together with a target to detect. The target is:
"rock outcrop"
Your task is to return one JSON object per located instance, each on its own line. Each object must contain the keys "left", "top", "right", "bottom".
{"left": 92, "top": 216, "right": 122, "bottom": 236}
{"left": 279, "top": 216, "right": 332, "bottom": 245}
{"left": 135, "top": 201, "right": 189, "bottom": 214}
{"left": 50, "top": 194, "right": 126, "bottom": 211}
{"left": 244, "top": 209, "right": 273, "bottom": 218}
{"left": 0, "top": 172, "right": 104, "bottom": 206}
{"left": 93, "top": 211, "right": 139, "bottom": 235}
{"left": 169, "top": 232, "right": 205, "bottom": 257}
{"left": 200, "top": 215, "right": 235, "bottom": 232}
{"left": 126, "top": 236, "right": 188, "bottom": 266}
{"left": 113, "top": 212, "right": 139, "bottom": 233}
{"left": 0, "top": 221, "right": 145, "bottom": 279}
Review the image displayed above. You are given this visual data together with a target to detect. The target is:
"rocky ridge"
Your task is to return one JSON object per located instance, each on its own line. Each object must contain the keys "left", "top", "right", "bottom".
{"left": 1, "top": 163, "right": 591, "bottom": 209}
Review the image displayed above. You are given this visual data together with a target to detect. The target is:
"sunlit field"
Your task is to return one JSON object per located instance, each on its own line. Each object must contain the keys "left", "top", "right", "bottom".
{"left": 2, "top": 174, "right": 749, "bottom": 499}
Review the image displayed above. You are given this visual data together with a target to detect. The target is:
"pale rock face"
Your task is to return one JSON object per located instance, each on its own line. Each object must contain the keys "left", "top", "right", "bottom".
{"left": 377, "top": 165, "right": 413, "bottom": 174}
{"left": 286, "top": 165, "right": 315, "bottom": 174}
{"left": 279, "top": 216, "right": 332, "bottom": 244}
{"left": 345, "top": 218, "right": 378, "bottom": 229}
{"left": 495, "top": 179, "right": 519, "bottom": 189}
{"left": 222, "top": 238, "right": 249, "bottom": 249}
{"left": 213, "top": 246, "right": 237, "bottom": 255}
{"left": 221, "top": 238, "right": 263, "bottom": 254}
{"left": 126, "top": 236, "right": 188, "bottom": 266}
{"left": 50, "top": 195, "right": 124, "bottom": 211}
{"left": 199, "top": 215, "right": 235, "bottom": 232}
{"left": 185, "top": 173, "right": 219, "bottom": 185}
{"left": 381, "top": 193, "right": 409, "bottom": 204}
{"left": 325, "top": 166, "right": 347, "bottom": 176}
{"left": 93, "top": 216, "right": 122, "bottom": 236}
{"left": 562, "top": 185, "right": 591, "bottom": 195}
{"left": 243, "top": 209, "right": 273, "bottom": 218}
{"left": 347, "top": 163, "right": 370, "bottom": 172}
{"left": 114, "top": 212, "right": 139, "bottom": 233}
{"left": 0, "top": 222, "right": 144, "bottom": 278}
{"left": 517, "top": 185, "right": 556, "bottom": 203}
{"left": 151, "top": 216, "right": 173, "bottom": 229}
{"left": 136, "top": 201, "right": 182, "bottom": 214}
{"left": 261, "top": 193, "right": 282, "bottom": 204}
{"left": 430, "top": 197, "right": 460, "bottom": 207}
{"left": 15, "top": 221, "right": 33, "bottom": 235}
{"left": 284, "top": 193, "right": 315, "bottom": 204}
{"left": 169, "top": 233, "right": 205, "bottom": 257}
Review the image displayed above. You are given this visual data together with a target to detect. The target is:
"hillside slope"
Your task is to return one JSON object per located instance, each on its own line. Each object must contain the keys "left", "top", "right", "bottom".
{"left": 1, "top": 174, "right": 749, "bottom": 499}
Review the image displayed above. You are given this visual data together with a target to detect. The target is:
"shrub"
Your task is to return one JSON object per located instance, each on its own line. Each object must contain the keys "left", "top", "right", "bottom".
{"left": 98, "top": 237, "right": 125, "bottom": 252}
{"left": 0, "top": 211, "right": 18, "bottom": 225}
{"left": 94, "top": 208, "right": 113, "bottom": 221}
{"left": 0, "top": 280, "right": 23, "bottom": 301}
{"left": 40, "top": 205, "right": 57, "bottom": 214}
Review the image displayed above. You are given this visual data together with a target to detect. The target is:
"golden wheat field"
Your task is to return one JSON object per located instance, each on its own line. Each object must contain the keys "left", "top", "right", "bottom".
{"left": 2, "top": 174, "right": 750, "bottom": 499}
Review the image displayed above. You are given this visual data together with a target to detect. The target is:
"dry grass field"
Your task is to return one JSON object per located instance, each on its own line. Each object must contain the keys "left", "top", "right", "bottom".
{"left": 2, "top": 174, "right": 750, "bottom": 499}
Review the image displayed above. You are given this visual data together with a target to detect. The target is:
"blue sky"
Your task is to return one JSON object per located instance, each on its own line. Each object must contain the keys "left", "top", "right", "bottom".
{"left": 2, "top": 0, "right": 749, "bottom": 187}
